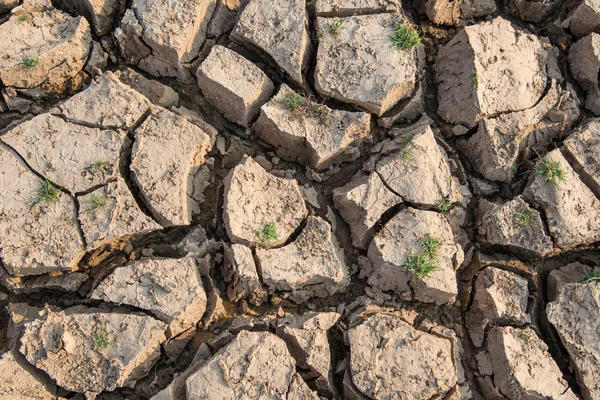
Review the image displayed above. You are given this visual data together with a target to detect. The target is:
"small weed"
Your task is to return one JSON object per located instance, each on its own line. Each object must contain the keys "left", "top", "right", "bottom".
{"left": 436, "top": 197, "right": 454, "bottom": 215}
{"left": 519, "top": 329, "right": 531, "bottom": 342}
{"left": 284, "top": 92, "right": 331, "bottom": 123}
{"left": 404, "top": 234, "right": 440, "bottom": 279}
{"left": 400, "top": 145, "right": 413, "bottom": 161}
{"left": 22, "top": 56, "right": 39, "bottom": 70}
{"left": 92, "top": 160, "right": 111, "bottom": 173}
{"left": 514, "top": 208, "right": 536, "bottom": 228}
{"left": 317, "top": 29, "right": 325, "bottom": 38}
{"left": 391, "top": 24, "right": 421, "bottom": 51}
{"left": 419, "top": 233, "right": 441, "bottom": 259}
{"left": 17, "top": 14, "right": 30, "bottom": 23}
{"left": 94, "top": 331, "right": 110, "bottom": 349}
{"left": 256, "top": 221, "right": 278, "bottom": 243}
{"left": 533, "top": 153, "right": 567, "bottom": 186}
{"left": 328, "top": 18, "right": 345, "bottom": 35}
{"left": 35, "top": 180, "right": 60, "bottom": 204}
{"left": 88, "top": 194, "right": 107, "bottom": 215}
{"left": 471, "top": 70, "right": 478, "bottom": 85}
{"left": 582, "top": 267, "right": 600, "bottom": 284}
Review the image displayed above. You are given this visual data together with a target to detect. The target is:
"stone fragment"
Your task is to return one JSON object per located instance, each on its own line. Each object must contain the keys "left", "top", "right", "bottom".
{"left": 257, "top": 216, "right": 349, "bottom": 303}
{"left": 348, "top": 313, "right": 457, "bottom": 399}
{"left": 0, "top": 145, "right": 85, "bottom": 277}
{"left": 425, "top": 0, "right": 496, "bottom": 26}
{"left": 19, "top": 306, "right": 166, "bottom": 397}
{"left": 485, "top": 326, "right": 576, "bottom": 400}
{"left": 223, "top": 243, "right": 268, "bottom": 305}
{"left": 316, "top": 0, "right": 401, "bottom": 16}
{"left": 57, "top": 0, "right": 122, "bottom": 35}
{"left": 115, "top": 0, "right": 217, "bottom": 80}
{"left": 569, "top": 33, "right": 600, "bottom": 115}
{"left": 185, "top": 331, "right": 317, "bottom": 399}
{"left": 463, "top": 80, "right": 563, "bottom": 182}
{"left": 0, "top": 8, "right": 92, "bottom": 96}
{"left": 435, "top": 17, "right": 548, "bottom": 128}
{"left": 476, "top": 196, "right": 553, "bottom": 258}
{"left": 91, "top": 256, "right": 206, "bottom": 336}
{"left": 0, "top": 350, "right": 57, "bottom": 400}
{"left": 78, "top": 178, "right": 161, "bottom": 248}
{"left": 115, "top": 68, "right": 179, "bottom": 108}
{"left": 466, "top": 267, "right": 530, "bottom": 347}
{"left": 367, "top": 208, "right": 463, "bottom": 304}
{"left": 523, "top": 149, "right": 600, "bottom": 249}
{"left": 197, "top": 45, "right": 274, "bottom": 127}
{"left": 315, "top": 13, "right": 421, "bottom": 116}
{"left": 0, "top": 0, "right": 19, "bottom": 12}
{"left": 547, "top": 282, "right": 600, "bottom": 400}
{"left": 564, "top": 119, "right": 600, "bottom": 198}
{"left": 223, "top": 155, "right": 307, "bottom": 247}
{"left": 0, "top": 270, "right": 87, "bottom": 294}
{"left": 53, "top": 71, "right": 152, "bottom": 129}
{"left": 333, "top": 172, "right": 401, "bottom": 249}
{"left": 131, "top": 107, "right": 213, "bottom": 226}
{"left": 562, "top": 0, "right": 600, "bottom": 37}
{"left": 254, "top": 85, "right": 371, "bottom": 169}
{"left": 547, "top": 262, "right": 592, "bottom": 302}
{"left": 375, "top": 121, "right": 463, "bottom": 207}
{"left": 230, "top": 0, "right": 309, "bottom": 86}
{"left": 276, "top": 312, "right": 340, "bottom": 392}
{"left": 509, "top": 0, "right": 560, "bottom": 23}
{"left": 2, "top": 113, "right": 126, "bottom": 194}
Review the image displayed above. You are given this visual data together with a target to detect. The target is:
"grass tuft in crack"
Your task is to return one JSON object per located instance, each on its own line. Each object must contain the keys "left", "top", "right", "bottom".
{"left": 436, "top": 197, "right": 454, "bottom": 215}
{"left": 391, "top": 24, "right": 421, "bottom": 51}
{"left": 582, "top": 267, "right": 600, "bottom": 284}
{"left": 518, "top": 329, "right": 531, "bottom": 342}
{"left": 88, "top": 194, "right": 107, "bottom": 216}
{"left": 284, "top": 92, "right": 330, "bottom": 123}
{"left": 328, "top": 18, "right": 345, "bottom": 35}
{"left": 256, "top": 221, "right": 278, "bottom": 243}
{"left": 405, "top": 234, "right": 440, "bottom": 279}
{"left": 35, "top": 180, "right": 61, "bottom": 204}
{"left": 533, "top": 153, "right": 567, "bottom": 186}
{"left": 514, "top": 208, "right": 536, "bottom": 228}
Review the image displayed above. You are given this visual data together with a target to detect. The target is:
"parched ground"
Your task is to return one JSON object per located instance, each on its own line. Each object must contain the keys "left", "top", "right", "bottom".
{"left": 1, "top": 0, "right": 600, "bottom": 399}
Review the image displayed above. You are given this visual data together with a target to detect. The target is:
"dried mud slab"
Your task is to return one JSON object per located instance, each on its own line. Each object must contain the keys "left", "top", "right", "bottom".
{"left": 315, "top": 0, "right": 401, "bottom": 16}
{"left": 375, "top": 121, "right": 465, "bottom": 207}
{"left": 562, "top": 0, "right": 600, "bottom": 38}
{"left": 569, "top": 33, "right": 600, "bottom": 115}
{"left": 2, "top": 113, "right": 126, "bottom": 194}
{"left": 276, "top": 312, "right": 340, "bottom": 393}
{"left": 476, "top": 196, "right": 553, "bottom": 258}
{"left": 481, "top": 326, "right": 576, "bottom": 400}
{"left": 0, "top": 145, "right": 85, "bottom": 277}
{"left": 197, "top": 45, "right": 273, "bottom": 127}
{"left": 348, "top": 313, "right": 457, "bottom": 399}
{"left": 19, "top": 306, "right": 167, "bottom": 398}
{"left": 223, "top": 155, "right": 307, "bottom": 247}
{"left": 222, "top": 243, "right": 268, "bottom": 305}
{"left": 256, "top": 216, "right": 349, "bottom": 302}
{"left": 367, "top": 208, "right": 463, "bottom": 305}
{"left": 90, "top": 256, "right": 206, "bottom": 336}
{"left": 563, "top": 119, "right": 600, "bottom": 198}
{"left": 435, "top": 17, "right": 548, "bottom": 128}
{"left": 131, "top": 107, "right": 213, "bottom": 226}
{"left": 53, "top": 71, "right": 152, "bottom": 129}
{"left": 425, "top": 0, "right": 496, "bottom": 26}
{"left": 57, "top": 0, "right": 122, "bottom": 35}
{"left": 315, "top": 13, "right": 421, "bottom": 116}
{"left": 115, "top": 67, "right": 179, "bottom": 108}
{"left": 115, "top": 0, "right": 216, "bottom": 80}
{"left": 185, "top": 330, "right": 318, "bottom": 399}
{"left": 0, "top": 7, "right": 92, "bottom": 96}
{"left": 0, "top": 349, "right": 57, "bottom": 399}
{"left": 254, "top": 84, "right": 371, "bottom": 170}
{"left": 547, "top": 281, "right": 600, "bottom": 400}
{"left": 523, "top": 149, "right": 600, "bottom": 249}
{"left": 465, "top": 267, "right": 530, "bottom": 347}
{"left": 78, "top": 178, "right": 161, "bottom": 248}
{"left": 333, "top": 171, "right": 402, "bottom": 249}
{"left": 230, "top": 0, "right": 309, "bottom": 86}
{"left": 547, "top": 262, "right": 592, "bottom": 301}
